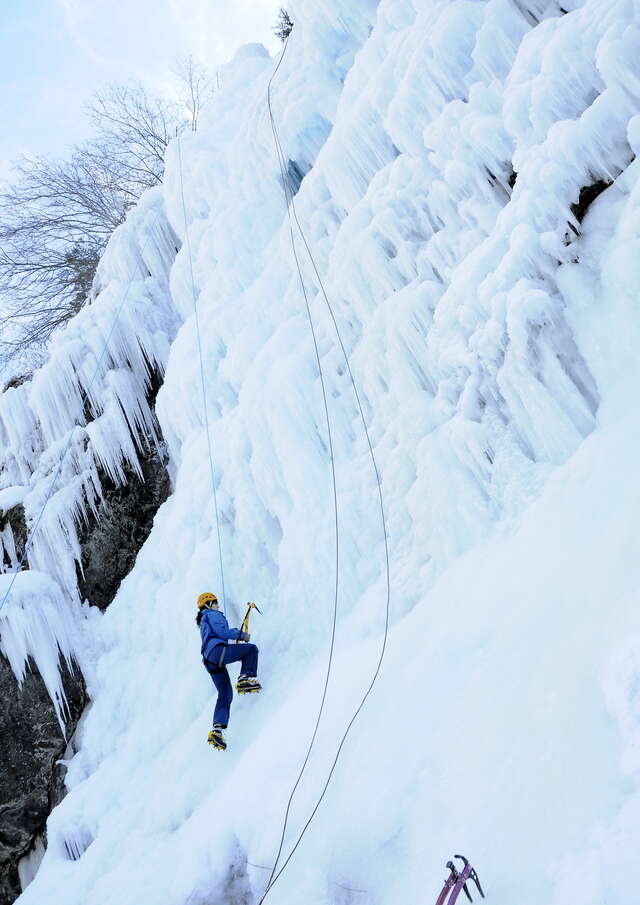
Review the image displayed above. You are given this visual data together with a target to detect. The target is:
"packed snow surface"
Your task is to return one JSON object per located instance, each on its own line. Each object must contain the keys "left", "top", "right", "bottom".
{"left": 3, "top": 0, "right": 640, "bottom": 903}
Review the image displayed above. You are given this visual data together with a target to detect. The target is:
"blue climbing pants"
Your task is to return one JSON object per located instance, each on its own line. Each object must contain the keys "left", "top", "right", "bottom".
{"left": 203, "top": 642, "right": 259, "bottom": 728}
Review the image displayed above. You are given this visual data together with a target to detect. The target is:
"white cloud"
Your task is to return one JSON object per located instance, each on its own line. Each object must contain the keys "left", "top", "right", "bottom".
{"left": 2, "top": 0, "right": 282, "bottom": 165}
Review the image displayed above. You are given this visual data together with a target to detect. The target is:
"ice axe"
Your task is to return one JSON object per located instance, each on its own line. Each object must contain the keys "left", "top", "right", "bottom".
{"left": 434, "top": 855, "right": 484, "bottom": 905}
{"left": 448, "top": 856, "right": 484, "bottom": 903}
{"left": 236, "top": 602, "right": 261, "bottom": 643}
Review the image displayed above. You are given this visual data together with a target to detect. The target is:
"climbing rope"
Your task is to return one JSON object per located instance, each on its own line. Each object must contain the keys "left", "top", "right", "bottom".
{"left": 260, "top": 32, "right": 342, "bottom": 894}
{"left": 0, "top": 228, "right": 157, "bottom": 615}
{"left": 259, "top": 28, "right": 392, "bottom": 902}
{"left": 176, "top": 135, "right": 227, "bottom": 613}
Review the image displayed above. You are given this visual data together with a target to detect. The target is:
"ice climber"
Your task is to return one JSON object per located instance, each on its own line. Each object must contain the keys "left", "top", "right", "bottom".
{"left": 196, "top": 592, "right": 262, "bottom": 750}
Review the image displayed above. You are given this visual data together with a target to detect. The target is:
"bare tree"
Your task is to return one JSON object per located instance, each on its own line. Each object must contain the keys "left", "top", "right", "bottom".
{"left": 86, "top": 83, "right": 180, "bottom": 189}
{"left": 0, "top": 85, "right": 183, "bottom": 367}
{"left": 0, "top": 149, "right": 125, "bottom": 365}
{"left": 274, "top": 9, "right": 294, "bottom": 42}
{"left": 175, "top": 55, "right": 214, "bottom": 132}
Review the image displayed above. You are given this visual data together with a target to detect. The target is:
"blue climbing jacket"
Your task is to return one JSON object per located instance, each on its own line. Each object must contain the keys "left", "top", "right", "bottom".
{"left": 200, "top": 609, "right": 244, "bottom": 662}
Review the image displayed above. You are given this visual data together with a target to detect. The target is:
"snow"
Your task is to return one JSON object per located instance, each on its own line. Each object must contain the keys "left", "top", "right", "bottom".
{"left": 17, "top": 836, "right": 45, "bottom": 891}
{"left": 0, "top": 485, "right": 27, "bottom": 511}
{"left": 3, "top": 0, "right": 640, "bottom": 903}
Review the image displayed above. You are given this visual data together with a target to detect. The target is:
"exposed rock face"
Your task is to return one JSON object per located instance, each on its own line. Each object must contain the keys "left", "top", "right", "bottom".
{"left": 0, "top": 505, "right": 26, "bottom": 572}
{"left": 76, "top": 444, "right": 171, "bottom": 610}
{"left": 0, "top": 441, "right": 171, "bottom": 903}
{"left": 0, "top": 658, "right": 85, "bottom": 905}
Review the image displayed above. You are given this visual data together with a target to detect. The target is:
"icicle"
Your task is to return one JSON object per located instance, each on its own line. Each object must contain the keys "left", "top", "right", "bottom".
{"left": 0, "top": 188, "right": 180, "bottom": 709}
{"left": 0, "top": 571, "right": 80, "bottom": 731}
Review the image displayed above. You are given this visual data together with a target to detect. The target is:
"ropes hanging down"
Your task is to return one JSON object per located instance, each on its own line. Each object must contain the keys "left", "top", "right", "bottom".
{"left": 0, "top": 228, "right": 157, "bottom": 616}
{"left": 259, "top": 28, "right": 392, "bottom": 903}
{"left": 176, "top": 135, "right": 227, "bottom": 613}
{"left": 261, "top": 33, "right": 342, "bottom": 895}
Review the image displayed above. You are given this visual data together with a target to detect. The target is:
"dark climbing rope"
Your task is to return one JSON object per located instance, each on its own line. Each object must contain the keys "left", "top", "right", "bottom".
{"left": 176, "top": 134, "right": 228, "bottom": 613}
{"left": 260, "top": 27, "right": 392, "bottom": 902}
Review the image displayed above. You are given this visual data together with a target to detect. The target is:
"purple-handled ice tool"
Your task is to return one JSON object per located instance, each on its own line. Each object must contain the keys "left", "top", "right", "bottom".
{"left": 434, "top": 861, "right": 460, "bottom": 905}
{"left": 434, "top": 855, "right": 485, "bottom": 905}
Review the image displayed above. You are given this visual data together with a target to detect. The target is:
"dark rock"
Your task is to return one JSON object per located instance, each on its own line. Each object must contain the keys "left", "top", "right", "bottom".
{"left": 0, "top": 658, "right": 85, "bottom": 905}
{"left": 1, "top": 375, "right": 31, "bottom": 394}
{"left": 0, "top": 442, "right": 171, "bottom": 902}
{"left": 0, "top": 505, "right": 27, "bottom": 571}
{"left": 570, "top": 178, "right": 612, "bottom": 224}
{"left": 76, "top": 444, "right": 171, "bottom": 610}
{"left": 0, "top": 348, "right": 171, "bottom": 902}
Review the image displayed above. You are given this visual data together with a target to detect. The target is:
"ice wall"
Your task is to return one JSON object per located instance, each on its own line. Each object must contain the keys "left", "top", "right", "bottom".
{"left": 0, "top": 570, "right": 79, "bottom": 729}
{"left": 6, "top": 0, "right": 640, "bottom": 903}
{"left": 0, "top": 187, "right": 180, "bottom": 700}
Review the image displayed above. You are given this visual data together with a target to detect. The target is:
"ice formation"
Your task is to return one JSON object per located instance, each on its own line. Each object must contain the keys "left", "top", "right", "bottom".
{"left": 2, "top": 0, "right": 640, "bottom": 903}
{"left": 0, "top": 571, "right": 80, "bottom": 729}
{"left": 0, "top": 188, "right": 180, "bottom": 704}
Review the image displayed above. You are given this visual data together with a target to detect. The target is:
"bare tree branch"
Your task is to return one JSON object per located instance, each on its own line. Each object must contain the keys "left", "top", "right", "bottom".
{"left": 174, "top": 56, "right": 214, "bottom": 132}
{"left": 0, "top": 84, "right": 184, "bottom": 368}
{"left": 274, "top": 9, "right": 294, "bottom": 42}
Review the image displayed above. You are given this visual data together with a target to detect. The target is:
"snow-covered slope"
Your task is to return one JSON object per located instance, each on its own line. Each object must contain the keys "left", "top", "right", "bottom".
{"left": 3, "top": 0, "right": 640, "bottom": 902}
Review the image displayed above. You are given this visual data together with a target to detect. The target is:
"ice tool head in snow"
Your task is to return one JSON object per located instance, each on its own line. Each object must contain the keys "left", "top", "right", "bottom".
{"left": 435, "top": 855, "right": 485, "bottom": 905}
{"left": 197, "top": 592, "right": 218, "bottom": 610}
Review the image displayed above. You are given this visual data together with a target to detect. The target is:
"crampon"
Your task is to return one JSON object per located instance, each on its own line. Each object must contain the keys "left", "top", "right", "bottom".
{"left": 207, "top": 727, "right": 227, "bottom": 750}
{"left": 236, "top": 675, "right": 262, "bottom": 694}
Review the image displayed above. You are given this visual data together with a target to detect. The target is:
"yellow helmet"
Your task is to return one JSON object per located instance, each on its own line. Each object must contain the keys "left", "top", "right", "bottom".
{"left": 197, "top": 592, "right": 218, "bottom": 610}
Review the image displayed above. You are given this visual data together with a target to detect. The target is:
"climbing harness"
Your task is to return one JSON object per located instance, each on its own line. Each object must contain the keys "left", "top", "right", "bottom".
{"left": 235, "top": 601, "right": 262, "bottom": 643}
{"left": 259, "top": 24, "right": 392, "bottom": 904}
{"left": 176, "top": 134, "right": 227, "bottom": 613}
{"left": 435, "top": 856, "right": 485, "bottom": 905}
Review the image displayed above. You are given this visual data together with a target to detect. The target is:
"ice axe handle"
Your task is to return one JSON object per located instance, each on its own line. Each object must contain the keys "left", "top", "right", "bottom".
{"left": 236, "top": 602, "right": 262, "bottom": 643}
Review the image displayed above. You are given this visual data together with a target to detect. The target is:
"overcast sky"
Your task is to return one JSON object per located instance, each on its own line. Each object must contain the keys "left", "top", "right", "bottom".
{"left": 0, "top": 0, "right": 281, "bottom": 179}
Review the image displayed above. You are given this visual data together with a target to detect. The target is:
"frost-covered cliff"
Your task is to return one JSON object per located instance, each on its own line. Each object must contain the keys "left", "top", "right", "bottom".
{"left": 3, "top": 1, "right": 640, "bottom": 903}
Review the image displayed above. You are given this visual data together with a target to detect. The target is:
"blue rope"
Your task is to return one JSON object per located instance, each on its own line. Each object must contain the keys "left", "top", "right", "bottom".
{"left": 0, "top": 228, "right": 155, "bottom": 614}
{"left": 176, "top": 135, "right": 227, "bottom": 613}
